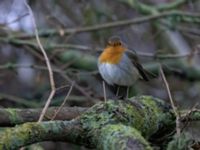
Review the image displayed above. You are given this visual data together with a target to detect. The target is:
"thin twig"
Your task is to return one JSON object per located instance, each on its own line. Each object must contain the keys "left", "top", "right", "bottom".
{"left": 0, "top": 93, "right": 39, "bottom": 107}
{"left": 0, "top": 63, "right": 97, "bottom": 103}
{"left": 180, "top": 103, "right": 199, "bottom": 132}
{"left": 127, "top": 49, "right": 200, "bottom": 59}
{"left": 58, "top": 70, "right": 96, "bottom": 103}
{"left": 181, "top": 103, "right": 199, "bottom": 120}
{"left": 51, "top": 83, "right": 74, "bottom": 120}
{"left": 3, "top": 36, "right": 200, "bottom": 59}
{"left": 156, "top": 0, "right": 189, "bottom": 11}
{"left": 5, "top": 13, "right": 29, "bottom": 25}
{"left": 55, "top": 84, "right": 70, "bottom": 92}
{"left": 23, "top": 1, "right": 56, "bottom": 122}
{"left": 13, "top": 11, "right": 200, "bottom": 39}
{"left": 159, "top": 65, "right": 181, "bottom": 136}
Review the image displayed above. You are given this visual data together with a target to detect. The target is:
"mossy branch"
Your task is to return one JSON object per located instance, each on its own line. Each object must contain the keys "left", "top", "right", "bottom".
{"left": 0, "top": 96, "right": 175, "bottom": 150}
{"left": 0, "top": 120, "right": 83, "bottom": 150}
{"left": 0, "top": 107, "right": 87, "bottom": 126}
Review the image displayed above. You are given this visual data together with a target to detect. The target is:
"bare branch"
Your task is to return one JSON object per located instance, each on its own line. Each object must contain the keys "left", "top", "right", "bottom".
{"left": 11, "top": 11, "right": 200, "bottom": 39}
{"left": 23, "top": 1, "right": 56, "bottom": 122}
{"left": 159, "top": 65, "right": 181, "bottom": 136}
{"left": 51, "top": 83, "right": 74, "bottom": 120}
{"left": 0, "top": 106, "right": 87, "bottom": 126}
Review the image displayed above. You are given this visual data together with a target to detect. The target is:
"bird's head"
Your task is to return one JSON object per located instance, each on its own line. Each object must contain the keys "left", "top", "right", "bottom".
{"left": 99, "top": 36, "right": 127, "bottom": 64}
{"left": 106, "top": 36, "right": 126, "bottom": 53}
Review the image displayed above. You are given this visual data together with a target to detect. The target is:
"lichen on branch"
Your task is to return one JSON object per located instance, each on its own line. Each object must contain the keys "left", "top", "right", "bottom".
{"left": 0, "top": 96, "right": 175, "bottom": 150}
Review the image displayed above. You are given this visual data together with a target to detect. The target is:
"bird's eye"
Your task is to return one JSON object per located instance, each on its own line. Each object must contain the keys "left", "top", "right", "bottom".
{"left": 112, "top": 42, "right": 120, "bottom": 46}
{"left": 107, "top": 42, "right": 112, "bottom": 46}
{"left": 116, "top": 42, "right": 121, "bottom": 46}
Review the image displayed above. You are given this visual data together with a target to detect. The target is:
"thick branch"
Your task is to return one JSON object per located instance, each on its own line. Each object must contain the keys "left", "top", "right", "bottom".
{"left": 0, "top": 107, "right": 87, "bottom": 126}
{"left": 0, "top": 96, "right": 175, "bottom": 150}
{"left": 0, "top": 120, "right": 84, "bottom": 150}
{"left": 97, "top": 124, "right": 152, "bottom": 150}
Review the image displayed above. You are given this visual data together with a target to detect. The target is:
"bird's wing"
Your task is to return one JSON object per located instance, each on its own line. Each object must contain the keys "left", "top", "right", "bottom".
{"left": 126, "top": 50, "right": 156, "bottom": 81}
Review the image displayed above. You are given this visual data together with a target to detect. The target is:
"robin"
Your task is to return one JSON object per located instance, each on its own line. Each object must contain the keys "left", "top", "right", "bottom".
{"left": 98, "top": 36, "right": 150, "bottom": 98}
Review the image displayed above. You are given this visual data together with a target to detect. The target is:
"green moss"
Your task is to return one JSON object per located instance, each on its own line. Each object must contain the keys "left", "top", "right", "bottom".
{"left": 111, "top": 100, "right": 146, "bottom": 131}
{"left": 79, "top": 96, "right": 173, "bottom": 149}
{"left": 80, "top": 96, "right": 166, "bottom": 143}
{"left": 139, "top": 96, "right": 175, "bottom": 134}
{"left": 103, "top": 100, "right": 145, "bottom": 130}
{"left": 0, "top": 121, "right": 84, "bottom": 150}
{"left": 98, "top": 124, "right": 153, "bottom": 150}
{"left": 136, "top": 96, "right": 162, "bottom": 136}
{"left": 6, "top": 108, "right": 23, "bottom": 125}
{"left": 167, "top": 133, "right": 194, "bottom": 150}
{"left": 0, "top": 123, "right": 45, "bottom": 150}
{"left": 81, "top": 103, "right": 110, "bottom": 130}
{"left": 0, "top": 96, "right": 174, "bottom": 149}
{"left": 188, "top": 110, "right": 200, "bottom": 121}
{"left": 80, "top": 100, "right": 146, "bottom": 132}
{"left": 137, "top": 96, "right": 162, "bottom": 114}
{"left": 127, "top": 96, "right": 168, "bottom": 137}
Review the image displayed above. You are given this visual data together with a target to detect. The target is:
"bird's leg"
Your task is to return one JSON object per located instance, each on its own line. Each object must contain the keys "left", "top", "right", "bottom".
{"left": 126, "top": 86, "right": 130, "bottom": 99}
{"left": 116, "top": 86, "right": 120, "bottom": 97}
{"left": 102, "top": 81, "right": 107, "bottom": 102}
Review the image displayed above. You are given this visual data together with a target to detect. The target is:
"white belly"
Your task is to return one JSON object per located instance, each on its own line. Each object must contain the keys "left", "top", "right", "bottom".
{"left": 98, "top": 54, "right": 138, "bottom": 86}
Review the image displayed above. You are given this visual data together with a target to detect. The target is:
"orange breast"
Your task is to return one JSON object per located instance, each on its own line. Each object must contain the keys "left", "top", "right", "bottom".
{"left": 99, "top": 46, "right": 126, "bottom": 64}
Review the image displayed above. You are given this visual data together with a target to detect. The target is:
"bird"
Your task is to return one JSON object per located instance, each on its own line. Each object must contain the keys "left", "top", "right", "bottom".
{"left": 98, "top": 36, "right": 150, "bottom": 98}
